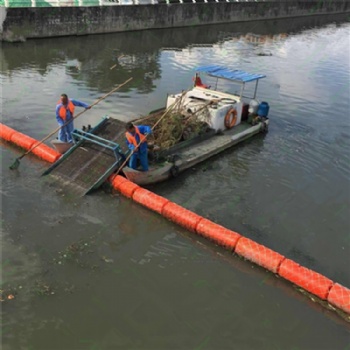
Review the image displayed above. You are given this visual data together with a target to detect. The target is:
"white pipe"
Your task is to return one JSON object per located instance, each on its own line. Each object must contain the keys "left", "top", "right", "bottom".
{"left": 240, "top": 83, "right": 245, "bottom": 99}
{"left": 253, "top": 80, "right": 259, "bottom": 99}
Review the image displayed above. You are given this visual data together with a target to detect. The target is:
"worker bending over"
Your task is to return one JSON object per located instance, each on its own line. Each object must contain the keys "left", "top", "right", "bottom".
{"left": 125, "top": 122, "right": 151, "bottom": 171}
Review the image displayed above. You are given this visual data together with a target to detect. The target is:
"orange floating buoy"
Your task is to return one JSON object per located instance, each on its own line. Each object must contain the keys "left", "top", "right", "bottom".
{"left": 31, "top": 142, "right": 61, "bottom": 163}
{"left": 117, "top": 180, "right": 140, "bottom": 198}
{"left": 235, "top": 237, "right": 285, "bottom": 274}
{"left": 162, "top": 202, "right": 203, "bottom": 233}
{"left": 278, "top": 259, "right": 333, "bottom": 300}
{"left": 224, "top": 108, "right": 237, "bottom": 129}
{"left": 111, "top": 174, "right": 128, "bottom": 189}
{"left": 133, "top": 188, "right": 169, "bottom": 214}
{"left": 327, "top": 283, "right": 350, "bottom": 314}
{"left": 0, "top": 123, "right": 17, "bottom": 142}
{"left": 196, "top": 218, "right": 241, "bottom": 251}
{"left": 10, "top": 132, "right": 36, "bottom": 150}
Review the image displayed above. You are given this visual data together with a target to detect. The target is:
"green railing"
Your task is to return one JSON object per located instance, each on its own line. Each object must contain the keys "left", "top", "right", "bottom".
{"left": 0, "top": 0, "right": 269, "bottom": 7}
{"left": 0, "top": 0, "right": 104, "bottom": 6}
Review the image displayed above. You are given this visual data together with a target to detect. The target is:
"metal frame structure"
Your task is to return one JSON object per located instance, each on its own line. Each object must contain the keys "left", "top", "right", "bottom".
{"left": 42, "top": 116, "right": 126, "bottom": 195}
{"left": 71, "top": 130, "right": 123, "bottom": 161}
{"left": 196, "top": 65, "right": 265, "bottom": 99}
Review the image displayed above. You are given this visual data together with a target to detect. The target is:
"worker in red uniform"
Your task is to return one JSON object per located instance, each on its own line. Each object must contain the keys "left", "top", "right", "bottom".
{"left": 193, "top": 73, "right": 209, "bottom": 88}
{"left": 125, "top": 122, "right": 152, "bottom": 171}
{"left": 56, "top": 94, "right": 90, "bottom": 142}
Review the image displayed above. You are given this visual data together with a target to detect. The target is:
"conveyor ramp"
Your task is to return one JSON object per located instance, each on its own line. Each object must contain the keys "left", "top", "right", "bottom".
{"left": 43, "top": 117, "right": 128, "bottom": 196}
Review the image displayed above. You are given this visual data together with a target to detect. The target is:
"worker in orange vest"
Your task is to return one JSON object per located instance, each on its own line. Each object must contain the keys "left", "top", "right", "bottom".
{"left": 56, "top": 94, "right": 90, "bottom": 142}
{"left": 125, "top": 122, "right": 152, "bottom": 171}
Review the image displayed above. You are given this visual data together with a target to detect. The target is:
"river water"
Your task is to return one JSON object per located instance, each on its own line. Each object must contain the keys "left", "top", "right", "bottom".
{"left": 1, "top": 14, "right": 350, "bottom": 350}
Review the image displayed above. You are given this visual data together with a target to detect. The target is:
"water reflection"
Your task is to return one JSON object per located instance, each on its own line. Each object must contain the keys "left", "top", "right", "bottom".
{"left": 1, "top": 13, "right": 350, "bottom": 350}
{"left": 1, "top": 13, "right": 348, "bottom": 95}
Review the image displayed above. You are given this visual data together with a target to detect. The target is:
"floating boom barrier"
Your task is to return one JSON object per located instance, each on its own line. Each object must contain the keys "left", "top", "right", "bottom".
{"left": 1, "top": 122, "right": 349, "bottom": 316}
{"left": 1, "top": 123, "right": 61, "bottom": 163}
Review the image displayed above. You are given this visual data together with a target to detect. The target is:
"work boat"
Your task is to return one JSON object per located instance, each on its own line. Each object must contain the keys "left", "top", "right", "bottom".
{"left": 122, "top": 65, "right": 270, "bottom": 185}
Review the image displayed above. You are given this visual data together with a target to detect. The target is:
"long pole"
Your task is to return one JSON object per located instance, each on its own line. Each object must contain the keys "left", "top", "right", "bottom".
{"left": 9, "top": 77, "right": 133, "bottom": 170}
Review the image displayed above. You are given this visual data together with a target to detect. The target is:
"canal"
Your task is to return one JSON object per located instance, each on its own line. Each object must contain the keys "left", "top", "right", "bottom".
{"left": 1, "top": 14, "right": 350, "bottom": 350}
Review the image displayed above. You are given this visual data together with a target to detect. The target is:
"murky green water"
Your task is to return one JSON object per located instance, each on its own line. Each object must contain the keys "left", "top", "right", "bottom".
{"left": 1, "top": 14, "right": 350, "bottom": 350}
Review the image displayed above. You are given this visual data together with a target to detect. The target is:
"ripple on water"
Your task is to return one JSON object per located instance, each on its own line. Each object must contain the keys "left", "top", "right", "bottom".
{"left": 1, "top": 20, "right": 350, "bottom": 349}
{"left": 1, "top": 230, "right": 44, "bottom": 348}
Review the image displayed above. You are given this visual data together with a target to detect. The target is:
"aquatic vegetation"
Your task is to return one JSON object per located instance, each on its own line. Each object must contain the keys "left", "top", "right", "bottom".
{"left": 134, "top": 102, "right": 211, "bottom": 151}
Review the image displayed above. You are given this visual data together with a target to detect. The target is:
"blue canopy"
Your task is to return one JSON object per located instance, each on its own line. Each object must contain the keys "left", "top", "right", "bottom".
{"left": 195, "top": 65, "right": 266, "bottom": 83}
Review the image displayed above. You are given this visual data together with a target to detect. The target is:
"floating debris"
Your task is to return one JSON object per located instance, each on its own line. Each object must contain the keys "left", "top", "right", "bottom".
{"left": 0, "top": 287, "right": 17, "bottom": 302}
{"left": 101, "top": 256, "right": 114, "bottom": 263}
{"left": 53, "top": 237, "right": 100, "bottom": 271}
{"left": 35, "top": 280, "right": 55, "bottom": 296}
{"left": 56, "top": 240, "right": 91, "bottom": 262}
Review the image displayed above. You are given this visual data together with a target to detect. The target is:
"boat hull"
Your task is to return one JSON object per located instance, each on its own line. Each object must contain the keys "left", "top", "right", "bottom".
{"left": 122, "top": 120, "right": 267, "bottom": 186}
{"left": 123, "top": 163, "right": 174, "bottom": 185}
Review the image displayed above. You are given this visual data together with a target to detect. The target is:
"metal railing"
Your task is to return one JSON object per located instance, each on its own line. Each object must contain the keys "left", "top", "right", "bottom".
{"left": 1, "top": 0, "right": 266, "bottom": 7}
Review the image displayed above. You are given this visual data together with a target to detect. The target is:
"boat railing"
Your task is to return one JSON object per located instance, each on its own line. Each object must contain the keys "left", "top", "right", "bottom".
{"left": 71, "top": 129, "right": 125, "bottom": 161}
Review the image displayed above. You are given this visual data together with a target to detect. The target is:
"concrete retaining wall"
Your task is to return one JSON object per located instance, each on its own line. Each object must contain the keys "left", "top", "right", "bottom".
{"left": 1, "top": 1, "right": 350, "bottom": 42}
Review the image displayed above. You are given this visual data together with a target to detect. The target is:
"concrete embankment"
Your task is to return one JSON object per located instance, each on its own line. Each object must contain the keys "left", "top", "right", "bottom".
{"left": 1, "top": 0, "right": 350, "bottom": 42}
{"left": 1, "top": 122, "right": 349, "bottom": 317}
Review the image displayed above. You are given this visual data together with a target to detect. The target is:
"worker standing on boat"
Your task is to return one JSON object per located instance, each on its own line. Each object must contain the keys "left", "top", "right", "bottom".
{"left": 56, "top": 94, "right": 91, "bottom": 143}
{"left": 125, "top": 122, "right": 151, "bottom": 171}
{"left": 193, "top": 73, "right": 209, "bottom": 89}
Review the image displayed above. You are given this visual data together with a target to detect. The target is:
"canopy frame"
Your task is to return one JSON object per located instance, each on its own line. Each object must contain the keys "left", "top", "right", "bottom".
{"left": 195, "top": 65, "right": 265, "bottom": 99}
